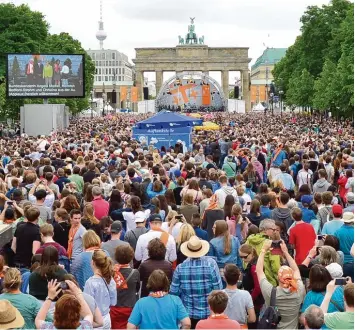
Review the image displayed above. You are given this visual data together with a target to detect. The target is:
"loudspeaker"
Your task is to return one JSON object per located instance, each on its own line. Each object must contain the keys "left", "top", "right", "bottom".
{"left": 143, "top": 87, "right": 149, "bottom": 100}
{"left": 234, "top": 86, "right": 239, "bottom": 99}
{"left": 111, "top": 91, "right": 117, "bottom": 103}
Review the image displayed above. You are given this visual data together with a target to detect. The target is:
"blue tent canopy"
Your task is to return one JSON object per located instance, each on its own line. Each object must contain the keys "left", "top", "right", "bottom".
{"left": 135, "top": 110, "right": 203, "bottom": 129}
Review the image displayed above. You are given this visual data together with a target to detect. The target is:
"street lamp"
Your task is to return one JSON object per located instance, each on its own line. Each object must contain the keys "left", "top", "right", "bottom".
{"left": 270, "top": 92, "right": 274, "bottom": 116}
{"left": 279, "top": 90, "right": 284, "bottom": 117}
{"left": 112, "top": 73, "right": 117, "bottom": 113}
{"left": 90, "top": 90, "right": 94, "bottom": 119}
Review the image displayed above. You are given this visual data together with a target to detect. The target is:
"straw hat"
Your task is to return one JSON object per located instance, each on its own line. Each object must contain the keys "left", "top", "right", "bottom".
{"left": 180, "top": 236, "right": 210, "bottom": 258}
{"left": 0, "top": 300, "right": 24, "bottom": 329}
{"left": 343, "top": 212, "right": 354, "bottom": 223}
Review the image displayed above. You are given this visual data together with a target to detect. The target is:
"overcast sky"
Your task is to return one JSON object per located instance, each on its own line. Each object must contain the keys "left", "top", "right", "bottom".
{"left": 6, "top": 0, "right": 331, "bottom": 82}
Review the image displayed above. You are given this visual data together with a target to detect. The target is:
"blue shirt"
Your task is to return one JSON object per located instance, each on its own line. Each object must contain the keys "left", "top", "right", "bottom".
{"left": 272, "top": 150, "right": 287, "bottom": 167}
{"left": 128, "top": 295, "right": 188, "bottom": 329}
{"left": 209, "top": 236, "right": 242, "bottom": 269}
{"left": 260, "top": 206, "right": 272, "bottom": 219}
{"left": 322, "top": 220, "right": 344, "bottom": 236}
{"left": 300, "top": 206, "right": 317, "bottom": 223}
{"left": 84, "top": 276, "right": 117, "bottom": 316}
{"left": 194, "top": 227, "right": 208, "bottom": 241}
{"left": 301, "top": 287, "right": 344, "bottom": 315}
{"left": 335, "top": 225, "right": 354, "bottom": 263}
{"left": 170, "top": 256, "right": 222, "bottom": 319}
{"left": 275, "top": 172, "right": 295, "bottom": 190}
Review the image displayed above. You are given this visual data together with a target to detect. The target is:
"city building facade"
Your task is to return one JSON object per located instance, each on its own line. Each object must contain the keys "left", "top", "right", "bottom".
{"left": 250, "top": 48, "right": 287, "bottom": 106}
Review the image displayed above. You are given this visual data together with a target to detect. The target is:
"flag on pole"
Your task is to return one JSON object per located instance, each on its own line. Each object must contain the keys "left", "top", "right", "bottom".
{"left": 131, "top": 87, "right": 138, "bottom": 102}
{"left": 120, "top": 86, "right": 127, "bottom": 101}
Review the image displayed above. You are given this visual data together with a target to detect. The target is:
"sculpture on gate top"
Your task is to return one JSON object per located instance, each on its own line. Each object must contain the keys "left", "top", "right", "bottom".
{"left": 178, "top": 18, "right": 205, "bottom": 45}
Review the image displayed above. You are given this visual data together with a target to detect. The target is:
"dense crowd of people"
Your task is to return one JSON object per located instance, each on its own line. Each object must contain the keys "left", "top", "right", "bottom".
{"left": 0, "top": 112, "right": 352, "bottom": 329}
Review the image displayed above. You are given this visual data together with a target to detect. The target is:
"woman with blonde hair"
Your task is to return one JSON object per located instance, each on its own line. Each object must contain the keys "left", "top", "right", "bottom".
{"left": 175, "top": 224, "right": 196, "bottom": 266}
{"left": 161, "top": 210, "right": 184, "bottom": 239}
{"left": 82, "top": 203, "right": 101, "bottom": 238}
{"left": 272, "top": 179, "right": 285, "bottom": 191}
{"left": 71, "top": 230, "right": 101, "bottom": 290}
{"left": 209, "top": 220, "right": 242, "bottom": 270}
{"left": 85, "top": 249, "right": 117, "bottom": 329}
{"left": 76, "top": 156, "right": 86, "bottom": 169}
{"left": 0, "top": 268, "right": 41, "bottom": 329}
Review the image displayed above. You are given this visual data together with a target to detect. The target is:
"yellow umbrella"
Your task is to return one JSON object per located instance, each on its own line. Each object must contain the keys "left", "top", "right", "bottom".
{"left": 189, "top": 113, "right": 202, "bottom": 118}
{"left": 195, "top": 121, "right": 220, "bottom": 131}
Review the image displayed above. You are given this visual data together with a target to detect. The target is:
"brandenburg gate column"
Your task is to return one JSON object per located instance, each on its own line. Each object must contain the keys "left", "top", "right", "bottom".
{"left": 136, "top": 70, "right": 144, "bottom": 101}
{"left": 222, "top": 70, "right": 229, "bottom": 99}
{"left": 155, "top": 70, "right": 163, "bottom": 96}
{"left": 241, "top": 70, "right": 251, "bottom": 112}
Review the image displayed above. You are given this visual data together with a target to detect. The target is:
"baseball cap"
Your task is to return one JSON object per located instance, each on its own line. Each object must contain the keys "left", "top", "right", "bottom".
{"left": 346, "top": 192, "right": 354, "bottom": 203}
{"left": 111, "top": 221, "right": 123, "bottom": 233}
{"left": 174, "top": 169, "right": 181, "bottom": 178}
{"left": 134, "top": 211, "right": 146, "bottom": 223}
{"left": 326, "top": 263, "right": 343, "bottom": 279}
{"left": 301, "top": 195, "right": 313, "bottom": 205}
{"left": 148, "top": 214, "right": 162, "bottom": 223}
{"left": 332, "top": 204, "right": 343, "bottom": 217}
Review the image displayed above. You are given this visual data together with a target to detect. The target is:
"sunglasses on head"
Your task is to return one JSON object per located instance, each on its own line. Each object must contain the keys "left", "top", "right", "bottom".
{"left": 240, "top": 254, "right": 250, "bottom": 259}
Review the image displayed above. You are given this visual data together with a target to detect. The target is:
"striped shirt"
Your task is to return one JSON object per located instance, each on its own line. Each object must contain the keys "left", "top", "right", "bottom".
{"left": 170, "top": 256, "right": 223, "bottom": 320}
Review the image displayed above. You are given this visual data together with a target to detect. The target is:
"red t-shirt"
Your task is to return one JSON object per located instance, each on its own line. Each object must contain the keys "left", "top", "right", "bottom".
{"left": 289, "top": 222, "right": 316, "bottom": 265}
{"left": 196, "top": 317, "right": 240, "bottom": 329}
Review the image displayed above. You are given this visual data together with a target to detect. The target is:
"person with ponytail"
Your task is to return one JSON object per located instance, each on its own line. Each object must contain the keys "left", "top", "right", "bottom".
{"left": 209, "top": 220, "right": 242, "bottom": 271}
{"left": 84, "top": 249, "right": 117, "bottom": 329}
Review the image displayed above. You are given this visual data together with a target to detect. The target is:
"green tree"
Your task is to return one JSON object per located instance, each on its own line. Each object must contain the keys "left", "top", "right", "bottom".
{"left": 272, "top": 36, "right": 305, "bottom": 99}
{"left": 287, "top": 69, "right": 314, "bottom": 108}
{"left": 333, "top": 5, "right": 354, "bottom": 116}
{"left": 0, "top": 3, "right": 48, "bottom": 77}
{"left": 0, "top": 4, "right": 95, "bottom": 117}
{"left": 44, "top": 33, "right": 95, "bottom": 114}
{"left": 313, "top": 59, "right": 338, "bottom": 111}
{"left": 272, "top": 0, "right": 354, "bottom": 117}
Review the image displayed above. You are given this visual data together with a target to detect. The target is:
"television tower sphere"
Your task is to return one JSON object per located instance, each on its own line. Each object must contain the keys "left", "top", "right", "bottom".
{"left": 96, "top": 29, "right": 107, "bottom": 41}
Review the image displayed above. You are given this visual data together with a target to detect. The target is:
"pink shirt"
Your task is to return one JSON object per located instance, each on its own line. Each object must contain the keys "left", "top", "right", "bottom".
{"left": 92, "top": 196, "right": 109, "bottom": 220}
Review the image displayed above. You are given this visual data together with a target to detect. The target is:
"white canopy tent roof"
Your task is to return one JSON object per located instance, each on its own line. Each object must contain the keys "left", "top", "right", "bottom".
{"left": 252, "top": 102, "right": 266, "bottom": 111}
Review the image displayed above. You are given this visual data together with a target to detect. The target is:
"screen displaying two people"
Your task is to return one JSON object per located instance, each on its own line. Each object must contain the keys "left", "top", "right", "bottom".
{"left": 7, "top": 54, "right": 84, "bottom": 98}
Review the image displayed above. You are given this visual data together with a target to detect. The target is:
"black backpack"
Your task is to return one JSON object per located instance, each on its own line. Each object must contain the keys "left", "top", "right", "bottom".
{"left": 258, "top": 287, "right": 281, "bottom": 329}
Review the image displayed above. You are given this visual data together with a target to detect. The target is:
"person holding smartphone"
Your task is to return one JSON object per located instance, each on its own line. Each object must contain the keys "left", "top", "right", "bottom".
{"left": 320, "top": 279, "right": 354, "bottom": 329}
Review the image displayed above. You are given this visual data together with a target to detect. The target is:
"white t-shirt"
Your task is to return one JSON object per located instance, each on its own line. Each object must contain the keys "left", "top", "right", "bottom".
{"left": 123, "top": 209, "right": 150, "bottom": 232}
{"left": 135, "top": 230, "right": 177, "bottom": 262}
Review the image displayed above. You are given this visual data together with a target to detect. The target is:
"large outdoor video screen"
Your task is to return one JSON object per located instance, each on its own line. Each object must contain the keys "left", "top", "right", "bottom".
{"left": 6, "top": 54, "right": 85, "bottom": 98}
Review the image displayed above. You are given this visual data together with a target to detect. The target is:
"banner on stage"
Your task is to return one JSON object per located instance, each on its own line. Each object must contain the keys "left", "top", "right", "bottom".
{"left": 120, "top": 86, "right": 127, "bottom": 101}
{"left": 132, "top": 126, "right": 192, "bottom": 151}
{"left": 202, "top": 85, "right": 210, "bottom": 105}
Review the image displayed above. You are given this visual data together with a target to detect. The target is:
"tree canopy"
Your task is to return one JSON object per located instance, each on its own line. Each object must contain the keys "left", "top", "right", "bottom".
{"left": 272, "top": 0, "right": 354, "bottom": 116}
{"left": 0, "top": 3, "right": 95, "bottom": 118}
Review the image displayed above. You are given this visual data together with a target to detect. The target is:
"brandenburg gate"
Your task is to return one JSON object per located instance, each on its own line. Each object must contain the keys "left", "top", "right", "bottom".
{"left": 132, "top": 18, "right": 252, "bottom": 111}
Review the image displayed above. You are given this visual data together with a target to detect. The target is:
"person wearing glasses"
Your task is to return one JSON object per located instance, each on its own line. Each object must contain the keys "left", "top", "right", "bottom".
{"left": 246, "top": 219, "right": 281, "bottom": 286}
